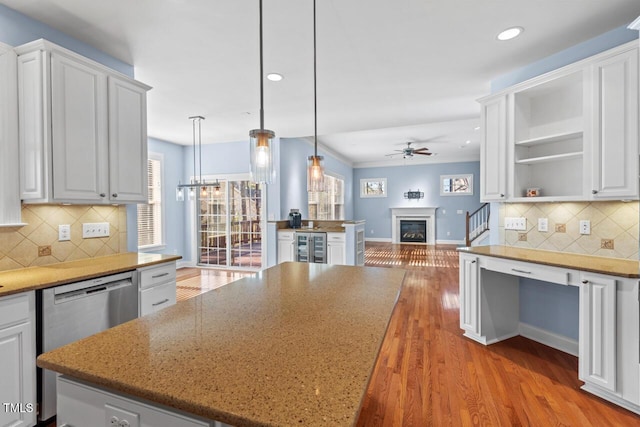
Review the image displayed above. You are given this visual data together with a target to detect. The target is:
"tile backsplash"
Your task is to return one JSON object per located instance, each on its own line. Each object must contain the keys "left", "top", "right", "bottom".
{"left": 499, "top": 201, "right": 639, "bottom": 259}
{"left": 0, "top": 205, "right": 127, "bottom": 271}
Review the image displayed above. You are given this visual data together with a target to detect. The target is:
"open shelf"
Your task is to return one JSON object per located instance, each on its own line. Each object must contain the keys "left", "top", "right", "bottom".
{"left": 516, "top": 130, "right": 583, "bottom": 146}
{"left": 516, "top": 151, "right": 583, "bottom": 165}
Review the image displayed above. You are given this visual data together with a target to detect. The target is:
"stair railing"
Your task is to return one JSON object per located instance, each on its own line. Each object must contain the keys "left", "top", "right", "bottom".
{"left": 465, "top": 203, "right": 490, "bottom": 246}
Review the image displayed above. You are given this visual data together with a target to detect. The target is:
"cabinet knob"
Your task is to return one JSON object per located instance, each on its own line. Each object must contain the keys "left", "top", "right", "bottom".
{"left": 112, "top": 193, "right": 118, "bottom": 198}
{"left": 500, "top": 194, "right": 504, "bottom": 198}
{"left": 592, "top": 190, "right": 598, "bottom": 194}
{"left": 581, "top": 280, "right": 588, "bottom": 284}
{"left": 100, "top": 193, "right": 106, "bottom": 198}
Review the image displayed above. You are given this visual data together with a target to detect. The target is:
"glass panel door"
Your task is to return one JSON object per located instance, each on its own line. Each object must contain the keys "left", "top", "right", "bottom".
{"left": 198, "top": 179, "right": 263, "bottom": 269}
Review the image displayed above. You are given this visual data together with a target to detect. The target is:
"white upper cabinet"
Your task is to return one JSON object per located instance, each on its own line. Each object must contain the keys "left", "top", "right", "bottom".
{"left": 0, "top": 42, "right": 24, "bottom": 227}
{"left": 478, "top": 41, "right": 639, "bottom": 202}
{"left": 590, "top": 48, "right": 639, "bottom": 199}
{"left": 479, "top": 94, "right": 508, "bottom": 201}
{"left": 16, "top": 39, "right": 151, "bottom": 204}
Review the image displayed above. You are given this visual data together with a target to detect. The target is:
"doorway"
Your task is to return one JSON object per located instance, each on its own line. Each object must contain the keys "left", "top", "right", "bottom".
{"left": 197, "top": 176, "right": 264, "bottom": 269}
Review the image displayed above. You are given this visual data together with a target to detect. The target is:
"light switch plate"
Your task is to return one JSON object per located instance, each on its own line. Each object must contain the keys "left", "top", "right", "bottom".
{"left": 82, "top": 222, "right": 110, "bottom": 238}
{"left": 505, "top": 217, "right": 527, "bottom": 230}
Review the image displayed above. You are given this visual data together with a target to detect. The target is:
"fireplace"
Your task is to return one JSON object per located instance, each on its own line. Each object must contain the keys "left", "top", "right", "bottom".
{"left": 390, "top": 207, "right": 437, "bottom": 244}
{"left": 400, "top": 220, "right": 427, "bottom": 243}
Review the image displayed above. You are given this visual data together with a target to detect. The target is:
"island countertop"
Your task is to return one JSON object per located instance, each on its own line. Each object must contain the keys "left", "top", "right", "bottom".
{"left": 37, "top": 262, "right": 406, "bottom": 427}
{"left": 0, "top": 252, "right": 182, "bottom": 297}
{"left": 458, "top": 245, "right": 639, "bottom": 278}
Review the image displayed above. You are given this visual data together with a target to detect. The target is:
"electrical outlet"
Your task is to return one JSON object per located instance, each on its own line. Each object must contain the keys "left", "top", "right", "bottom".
{"left": 537, "top": 218, "right": 548, "bottom": 232}
{"left": 58, "top": 224, "right": 71, "bottom": 241}
{"left": 82, "top": 222, "right": 110, "bottom": 238}
{"left": 579, "top": 220, "right": 591, "bottom": 235}
{"left": 601, "top": 239, "right": 614, "bottom": 249}
{"left": 457, "top": 210, "right": 463, "bottom": 214}
{"left": 505, "top": 217, "right": 526, "bottom": 230}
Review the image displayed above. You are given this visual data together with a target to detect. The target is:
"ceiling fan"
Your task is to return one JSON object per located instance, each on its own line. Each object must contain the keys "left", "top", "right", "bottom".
{"left": 386, "top": 142, "right": 433, "bottom": 159}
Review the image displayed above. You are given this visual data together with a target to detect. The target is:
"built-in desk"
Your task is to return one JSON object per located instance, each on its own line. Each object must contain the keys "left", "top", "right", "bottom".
{"left": 458, "top": 246, "right": 640, "bottom": 415}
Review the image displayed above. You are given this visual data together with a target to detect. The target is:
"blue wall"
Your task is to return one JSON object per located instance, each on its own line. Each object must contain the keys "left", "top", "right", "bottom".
{"left": 279, "top": 138, "right": 354, "bottom": 220}
{"left": 354, "top": 161, "right": 481, "bottom": 242}
{"left": 491, "top": 22, "right": 639, "bottom": 341}
{"left": 0, "top": 4, "right": 133, "bottom": 76}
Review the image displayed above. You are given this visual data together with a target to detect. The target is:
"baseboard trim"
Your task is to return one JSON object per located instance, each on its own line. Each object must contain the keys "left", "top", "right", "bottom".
{"left": 519, "top": 322, "right": 578, "bottom": 356}
{"left": 176, "top": 260, "right": 195, "bottom": 269}
{"left": 365, "top": 237, "right": 392, "bottom": 242}
{"left": 436, "top": 239, "right": 465, "bottom": 245}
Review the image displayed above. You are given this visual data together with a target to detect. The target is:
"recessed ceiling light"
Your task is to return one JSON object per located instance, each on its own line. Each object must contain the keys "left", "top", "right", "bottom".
{"left": 465, "top": 140, "right": 471, "bottom": 144}
{"left": 267, "top": 73, "right": 283, "bottom": 81}
{"left": 497, "top": 27, "right": 523, "bottom": 41}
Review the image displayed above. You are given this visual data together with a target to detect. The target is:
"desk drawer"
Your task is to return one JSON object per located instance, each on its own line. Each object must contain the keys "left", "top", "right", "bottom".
{"left": 483, "top": 257, "right": 569, "bottom": 285}
{"left": 327, "top": 232, "right": 346, "bottom": 242}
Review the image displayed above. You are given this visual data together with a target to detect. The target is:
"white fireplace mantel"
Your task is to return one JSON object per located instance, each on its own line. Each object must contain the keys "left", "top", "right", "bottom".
{"left": 391, "top": 207, "right": 437, "bottom": 244}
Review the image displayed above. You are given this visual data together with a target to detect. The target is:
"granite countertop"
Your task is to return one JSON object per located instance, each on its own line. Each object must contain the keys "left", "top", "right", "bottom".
{"left": 0, "top": 252, "right": 182, "bottom": 297}
{"left": 458, "top": 245, "right": 639, "bottom": 278}
{"left": 278, "top": 227, "right": 346, "bottom": 232}
{"left": 37, "top": 262, "right": 405, "bottom": 427}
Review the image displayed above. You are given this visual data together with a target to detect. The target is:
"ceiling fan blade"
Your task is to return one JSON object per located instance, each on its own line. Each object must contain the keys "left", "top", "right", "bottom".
{"left": 413, "top": 147, "right": 430, "bottom": 153}
{"left": 414, "top": 151, "right": 432, "bottom": 156}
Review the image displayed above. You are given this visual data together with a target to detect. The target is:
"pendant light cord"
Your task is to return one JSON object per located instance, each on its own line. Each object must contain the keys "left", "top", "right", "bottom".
{"left": 259, "top": 0, "right": 265, "bottom": 130}
{"left": 192, "top": 117, "right": 197, "bottom": 183}
{"left": 313, "top": 0, "right": 318, "bottom": 157}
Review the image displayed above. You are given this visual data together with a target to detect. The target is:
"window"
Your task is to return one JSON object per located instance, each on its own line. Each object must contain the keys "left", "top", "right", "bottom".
{"left": 308, "top": 174, "right": 345, "bottom": 220}
{"left": 138, "top": 154, "right": 163, "bottom": 248}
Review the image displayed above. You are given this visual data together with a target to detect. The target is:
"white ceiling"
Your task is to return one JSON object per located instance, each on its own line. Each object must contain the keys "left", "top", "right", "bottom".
{"left": 3, "top": 0, "right": 640, "bottom": 167}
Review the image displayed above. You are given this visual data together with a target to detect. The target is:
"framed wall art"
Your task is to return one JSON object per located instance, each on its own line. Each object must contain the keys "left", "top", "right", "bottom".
{"left": 360, "top": 178, "right": 387, "bottom": 198}
{"left": 440, "top": 174, "right": 473, "bottom": 196}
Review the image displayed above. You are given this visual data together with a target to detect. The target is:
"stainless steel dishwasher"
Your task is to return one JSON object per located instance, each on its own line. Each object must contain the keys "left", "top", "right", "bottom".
{"left": 38, "top": 271, "right": 138, "bottom": 422}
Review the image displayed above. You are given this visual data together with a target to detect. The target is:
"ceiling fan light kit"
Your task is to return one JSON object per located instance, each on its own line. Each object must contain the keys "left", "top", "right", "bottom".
{"left": 386, "top": 141, "right": 433, "bottom": 159}
{"left": 249, "top": 0, "right": 276, "bottom": 184}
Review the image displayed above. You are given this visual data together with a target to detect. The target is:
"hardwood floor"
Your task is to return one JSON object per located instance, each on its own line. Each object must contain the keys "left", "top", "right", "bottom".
{"left": 356, "top": 242, "right": 639, "bottom": 427}
{"left": 45, "top": 244, "right": 640, "bottom": 426}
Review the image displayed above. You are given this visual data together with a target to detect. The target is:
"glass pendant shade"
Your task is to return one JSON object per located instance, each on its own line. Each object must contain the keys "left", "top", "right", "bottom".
{"left": 250, "top": 128, "right": 275, "bottom": 184}
{"left": 176, "top": 187, "right": 185, "bottom": 202}
{"left": 307, "top": 155, "right": 325, "bottom": 192}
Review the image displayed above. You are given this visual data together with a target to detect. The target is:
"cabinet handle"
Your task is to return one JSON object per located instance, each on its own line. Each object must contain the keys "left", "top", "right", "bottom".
{"left": 500, "top": 194, "right": 505, "bottom": 198}
{"left": 582, "top": 280, "right": 589, "bottom": 284}
{"left": 100, "top": 193, "right": 106, "bottom": 198}
{"left": 592, "top": 190, "right": 598, "bottom": 194}
{"left": 152, "top": 298, "right": 170, "bottom": 307}
{"left": 112, "top": 193, "right": 118, "bottom": 198}
{"left": 471, "top": 260, "right": 476, "bottom": 263}
{"left": 152, "top": 272, "right": 170, "bottom": 279}
{"left": 511, "top": 268, "right": 531, "bottom": 274}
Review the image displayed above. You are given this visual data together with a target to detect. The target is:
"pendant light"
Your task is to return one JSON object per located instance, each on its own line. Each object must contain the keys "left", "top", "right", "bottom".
{"left": 176, "top": 116, "right": 209, "bottom": 201}
{"left": 249, "top": 0, "right": 275, "bottom": 184}
{"left": 307, "top": 0, "right": 325, "bottom": 192}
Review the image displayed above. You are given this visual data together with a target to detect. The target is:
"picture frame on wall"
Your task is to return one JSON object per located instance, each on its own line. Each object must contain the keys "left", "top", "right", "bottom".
{"left": 440, "top": 174, "right": 473, "bottom": 196}
{"left": 360, "top": 178, "right": 387, "bottom": 198}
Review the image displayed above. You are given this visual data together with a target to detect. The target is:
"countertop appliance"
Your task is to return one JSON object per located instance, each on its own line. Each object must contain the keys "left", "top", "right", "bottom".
{"left": 38, "top": 271, "right": 138, "bottom": 422}
{"left": 289, "top": 209, "right": 302, "bottom": 229}
{"left": 296, "top": 232, "right": 327, "bottom": 263}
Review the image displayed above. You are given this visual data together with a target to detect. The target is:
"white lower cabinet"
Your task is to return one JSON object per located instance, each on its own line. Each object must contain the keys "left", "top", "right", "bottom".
{"left": 578, "top": 273, "right": 617, "bottom": 392}
{"left": 57, "top": 376, "right": 222, "bottom": 427}
{"left": 326, "top": 232, "right": 346, "bottom": 265}
{"left": 0, "top": 292, "right": 36, "bottom": 427}
{"left": 138, "top": 262, "right": 177, "bottom": 316}
{"left": 459, "top": 254, "right": 480, "bottom": 336}
{"left": 277, "top": 231, "right": 295, "bottom": 263}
